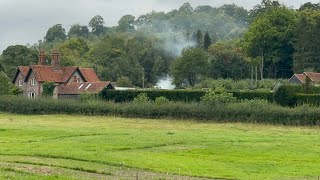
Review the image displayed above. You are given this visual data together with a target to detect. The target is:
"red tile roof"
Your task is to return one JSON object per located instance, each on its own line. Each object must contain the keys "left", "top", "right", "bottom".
{"left": 24, "top": 65, "right": 100, "bottom": 83}
{"left": 294, "top": 74, "right": 305, "bottom": 83}
{"left": 80, "top": 68, "right": 100, "bottom": 82}
{"left": 304, "top": 72, "right": 320, "bottom": 83}
{"left": 59, "top": 82, "right": 113, "bottom": 95}
{"left": 18, "top": 66, "right": 30, "bottom": 77}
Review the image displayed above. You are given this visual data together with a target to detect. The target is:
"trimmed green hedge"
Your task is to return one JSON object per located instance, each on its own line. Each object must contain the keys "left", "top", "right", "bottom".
{"left": 231, "top": 91, "right": 274, "bottom": 102}
{"left": 1, "top": 96, "right": 320, "bottom": 126}
{"left": 100, "top": 89, "right": 274, "bottom": 102}
{"left": 296, "top": 94, "right": 320, "bottom": 106}
{"left": 100, "top": 90, "right": 206, "bottom": 102}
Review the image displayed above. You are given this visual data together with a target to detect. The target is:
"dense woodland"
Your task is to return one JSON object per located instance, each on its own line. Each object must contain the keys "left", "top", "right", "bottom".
{"left": 1, "top": 0, "right": 320, "bottom": 91}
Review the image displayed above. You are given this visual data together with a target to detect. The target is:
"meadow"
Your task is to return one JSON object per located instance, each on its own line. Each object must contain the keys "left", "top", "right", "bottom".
{"left": 0, "top": 113, "right": 319, "bottom": 179}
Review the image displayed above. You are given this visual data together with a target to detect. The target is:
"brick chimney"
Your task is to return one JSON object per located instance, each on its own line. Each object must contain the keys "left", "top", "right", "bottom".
{"left": 51, "top": 50, "right": 61, "bottom": 70}
{"left": 38, "top": 50, "right": 46, "bottom": 65}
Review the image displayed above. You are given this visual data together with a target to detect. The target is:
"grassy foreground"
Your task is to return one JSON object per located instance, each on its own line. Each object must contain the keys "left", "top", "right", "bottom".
{"left": 0, "top": 113, "right": 319, "bottom": 179}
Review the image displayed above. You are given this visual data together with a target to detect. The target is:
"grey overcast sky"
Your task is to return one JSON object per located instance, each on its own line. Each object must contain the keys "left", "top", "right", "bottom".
{"left": 0, "top": 0, "right": 319, "bottom": 52}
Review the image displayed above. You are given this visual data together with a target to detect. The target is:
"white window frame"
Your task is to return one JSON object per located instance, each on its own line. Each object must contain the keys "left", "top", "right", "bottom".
{"left": 18, "top": 79, "right": 23, "bottom": 86}
{"left": 31, "top": 78, "right": 36, "bottom": 86}
{"left": 29, "top": 92, "right": 36, "bottom": 99}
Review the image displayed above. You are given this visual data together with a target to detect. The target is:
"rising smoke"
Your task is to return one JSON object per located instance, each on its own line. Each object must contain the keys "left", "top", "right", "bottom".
{"left": 137, "top": 19, "right": 195, "bottom": 89}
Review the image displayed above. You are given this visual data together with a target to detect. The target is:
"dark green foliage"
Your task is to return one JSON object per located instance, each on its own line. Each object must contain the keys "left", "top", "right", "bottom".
{"left": 68, "top": 24, "right": 89, "bottom": 39}
{"left": 0, "top": 45, "right": 38, "bottom": 78}
{"left": 231, "top": 91, "right": 274, "bottom": 102}
{"left": 274, "top": 85, "right": 297, "bottom": 106}
{"left": 1, "top": 96, "right": 320, "bottom": 126}
{"left": 171, "top": 47, "right": 209, "bottom": 87}
{"left": 0, "top": 72, "right": 22, "bottom": 95}
{"left": 203, "top": 32, "right": 212, "bottom": 51}
{"left": 296, "top": 94, "right": 320, "bottom": 106}
{"left": 100, "top": 90, "right": 206, "bottom": 102}
{"left": 45, "top": 24, "right": 67, "bottom": 42}
{"left": 89, "top": 15, "right": 107, "bottom": 36}
{"left": 42, "top": 82, "right": 55, "bottom": 97}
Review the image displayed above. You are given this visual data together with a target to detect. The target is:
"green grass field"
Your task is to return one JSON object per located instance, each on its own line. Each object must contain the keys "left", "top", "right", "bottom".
{"left": 0, "top": 113, "right": 319, "bottom": 180}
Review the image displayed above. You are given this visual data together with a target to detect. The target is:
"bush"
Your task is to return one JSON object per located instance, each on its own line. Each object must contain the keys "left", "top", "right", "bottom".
{"left": 133, "top": 93, "right": 150, "bottom": 103}
{"left": 201, "top": 90, "right": 236, "bottom": 106}
{"left": 42, "top": 82, "right": 55, "bottom": 96}
{"left": 274, "top": 85, "right": 297, "bottom": 107}
{"left": 155, "top": 96, "right": 170, "bottom": 105}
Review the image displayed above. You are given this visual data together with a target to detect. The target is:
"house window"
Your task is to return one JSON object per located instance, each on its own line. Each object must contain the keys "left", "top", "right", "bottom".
{"left": 76, "top": 78, "right": 80, "bottom": 83}
{"left": 31, "top": 78, "right": 36, "bottom": 86}
{"left": 18, "top": 79, "right": 23, "bottom": 86}
{"left": 29, "top": 92, "right": 36, "bottom": 99}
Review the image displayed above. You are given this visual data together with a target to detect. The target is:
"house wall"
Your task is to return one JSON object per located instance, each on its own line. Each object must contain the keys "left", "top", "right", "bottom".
{"left": 67, "top": 71, "right": 85, "bottom": 84}
{"left": 289, "top": 76, "right": 303, "bottom": 84}
{"left": 25, "top": 72, "right": 41, "bottom": 97}
{"left": 14, "top": 72, "right": 26, "bottom": 94}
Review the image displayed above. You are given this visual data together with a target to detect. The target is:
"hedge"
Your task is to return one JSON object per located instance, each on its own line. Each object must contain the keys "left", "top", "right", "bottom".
{"left": 296, "top": 94, "right": 320, "bottom": 106}
{"left": 230, "top": 91, "right": 274, "bottom": 102}
{"left": 100, "top": 89, "right": 206, "bottom": 102}
{"left": 100, "top": 89, "right": 274, "bottom": 102}
{"left": 1, "top": 96, "right": 320, "bottom": 126}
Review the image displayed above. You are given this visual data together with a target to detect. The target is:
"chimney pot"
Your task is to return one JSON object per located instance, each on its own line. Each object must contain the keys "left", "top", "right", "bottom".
{"left": 51, "top": 49, "right": 61, "bottom": 70}
{"left": 38, "top": 50, "right": 46, "bottom": 65}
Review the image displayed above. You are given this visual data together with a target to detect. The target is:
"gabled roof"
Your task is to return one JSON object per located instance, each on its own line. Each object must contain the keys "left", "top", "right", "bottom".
{"left": 12, "top": 66, "right": 30, "bottom": 83}
{"left": 79, "top": 68, "right": 100, "bottom": 82}
{"left": 290, "top": 74, "right": 305, "bottom": 83}
{"left": 18, "top": 66, "right": 30, "bottom": 77}
{"left": 59, "top": 81, "right": 113, "bottom": 95}
{"left": 23, "top": 65, "right": 100, "bottom": 83}
{"left": 303, "top": 72, "right": 320, "bottom": 83}
{"left": 289, "top": 72, "right": 320, "bottom": 84}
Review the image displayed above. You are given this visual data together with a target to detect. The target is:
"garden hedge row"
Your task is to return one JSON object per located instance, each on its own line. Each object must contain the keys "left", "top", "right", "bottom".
{"left": 100, "top": 89, "right": 206, "bottom": 102}
{"left": 100, "top": 89, "right": 274, "bottom": 102}
{"left": 1, "top": 96, "right": 320, "bottom": 126}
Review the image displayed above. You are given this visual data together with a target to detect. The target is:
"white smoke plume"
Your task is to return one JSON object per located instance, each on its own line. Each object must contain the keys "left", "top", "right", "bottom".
{"left": 156, "top": 75, "right": 176, "bottom": 90}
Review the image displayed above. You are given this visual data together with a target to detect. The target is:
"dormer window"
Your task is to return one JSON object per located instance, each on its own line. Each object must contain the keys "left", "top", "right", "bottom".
{"left": 31, "top": 78, "right": 36, "bottom": 86}
{"left": 18, "top": 79, "right": 23, "bottom": 86}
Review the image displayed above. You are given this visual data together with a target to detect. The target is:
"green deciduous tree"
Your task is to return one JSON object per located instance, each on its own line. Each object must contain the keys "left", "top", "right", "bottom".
{"left": 89, "top": 15, "right": 106, "bottom": 36}
{"left": 171, "top": 47, "right": 209, "bottom": 87}
{"left": 45, "top": 24, "right": 67, "bottom": 42}
{"left": 293, "top": 10, "right": 320, "bottom": 72}
{"left": 243, "top": 7, "right": 297, "bottom": 79}
{"left": 209, "top": 41, "right": 250, "bottom": 79}
{"left": 0, "top": 71, "right": 22, "bottom": 95}
{"left": 68, "top": 24, "right": 89, "bottom": 39}
{"left": 0, "top": 45, "right": 38, "bottom": 78}
{"left": 118, "top": 15, "right": 136, "bottom": 33}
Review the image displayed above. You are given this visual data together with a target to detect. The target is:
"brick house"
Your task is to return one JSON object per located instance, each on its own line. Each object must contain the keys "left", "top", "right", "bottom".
{"left": 12, "top": 50, "right": 114, "bottom": 99}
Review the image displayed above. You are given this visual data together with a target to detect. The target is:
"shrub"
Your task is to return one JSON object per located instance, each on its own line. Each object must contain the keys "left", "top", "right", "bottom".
{"left": 133, "top": 93, "right": 150, "bottom": 103}
{"left": 155, "top": 96, "right": 170, "bottom": 105}
{"left": 274, "top": 85, "right": 297, "bottom": 106}
{"left": 201, "top": 90, "right": 236, "bottom": 106}
{"left": 42, "top": 82, "right": 55, "bottom": 96}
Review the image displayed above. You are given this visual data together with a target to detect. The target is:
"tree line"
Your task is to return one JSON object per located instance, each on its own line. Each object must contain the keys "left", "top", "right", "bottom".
{"left": 1, "top": 0, "right": 320, "bottom": 89}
